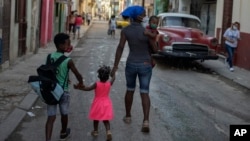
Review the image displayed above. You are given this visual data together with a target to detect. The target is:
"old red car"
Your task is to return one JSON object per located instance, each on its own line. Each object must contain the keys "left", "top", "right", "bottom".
{"left": 155, "top": 13, "right": 218, "bottom": 61}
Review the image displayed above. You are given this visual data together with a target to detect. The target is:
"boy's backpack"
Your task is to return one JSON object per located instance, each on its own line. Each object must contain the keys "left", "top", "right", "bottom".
{"left": 28, "top": 54, "right": 68, "bottom": 105}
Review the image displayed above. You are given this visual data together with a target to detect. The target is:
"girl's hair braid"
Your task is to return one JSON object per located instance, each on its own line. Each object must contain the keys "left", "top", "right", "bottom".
{"left": 97, "top": 65, "right": 111, "bottom": 82}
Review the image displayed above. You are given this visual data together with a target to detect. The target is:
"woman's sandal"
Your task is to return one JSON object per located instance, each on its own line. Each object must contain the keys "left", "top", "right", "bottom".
{"left": 141, "top": 120, "right": 150, "bottom": 133}
{"left": 123, "top": 116, "right": 131, "bottom": 124}
{"left": 106, "top": 130, "right": 112, "bottom": 141}
{"left": 91, "top": 130, "right": 98, "bottom": 137}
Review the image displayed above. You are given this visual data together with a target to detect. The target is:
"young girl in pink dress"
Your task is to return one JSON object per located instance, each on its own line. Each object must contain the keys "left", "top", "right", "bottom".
{"left": 74, "top": 65, "right": 115, "bottom": 141}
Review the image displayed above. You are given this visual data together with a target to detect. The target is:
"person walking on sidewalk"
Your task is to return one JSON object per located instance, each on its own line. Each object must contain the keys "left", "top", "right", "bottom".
{"left": 74, "top": 65, "right": 115, "bottom": 141}
{"left": 223, "top": 21, "right": 241, "bottom": 72}
{"left": 68, "top": 11, "right": 76, "bottom": 36}
{"left": 110, "top": 6, "right": 158, "bottom": 133}
{"left": 87, "top": 13, "right": 92, "bottom": 26}
{"left": 75, "top": 14, "right": 83, "bottom": 39}
{"left": 45, "top": 33, "right": 84, "bottom": 141}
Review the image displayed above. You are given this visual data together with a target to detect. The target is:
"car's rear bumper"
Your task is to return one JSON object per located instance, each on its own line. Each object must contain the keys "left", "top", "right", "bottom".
{"left": 156, "top": 51, "right": 219, "bottom": 60}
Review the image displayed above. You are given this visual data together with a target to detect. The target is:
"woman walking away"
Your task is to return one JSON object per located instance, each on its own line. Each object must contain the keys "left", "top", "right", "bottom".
{"left": 223, "top": 21, "right": 241, "bottom": 72}
{"left": 74, "top": 65, "right": 115, "bottom": 141}
{"left": 110, "top": 5, "right": 158, "bottom": 133}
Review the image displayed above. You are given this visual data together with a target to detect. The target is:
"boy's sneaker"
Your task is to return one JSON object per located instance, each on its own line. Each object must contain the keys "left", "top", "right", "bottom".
{"left": 60, "top": 128, "right": 71, "bottom": 140}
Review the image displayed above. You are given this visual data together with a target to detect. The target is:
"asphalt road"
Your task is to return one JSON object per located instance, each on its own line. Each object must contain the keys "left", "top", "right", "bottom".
{"left": 7, "top": 22, "right": 250, "bottom": 141}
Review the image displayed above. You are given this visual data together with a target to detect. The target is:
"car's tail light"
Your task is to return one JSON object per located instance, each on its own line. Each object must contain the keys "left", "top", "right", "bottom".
{"left": 210, "top": 38, "right": 218, "bottom": 46}
{"left": 163, "top": 35, "right": 171, "bottom": 42}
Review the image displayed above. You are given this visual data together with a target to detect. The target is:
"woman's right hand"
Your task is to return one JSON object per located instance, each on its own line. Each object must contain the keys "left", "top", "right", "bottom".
{"left": 74, "top": 83, "right": 85, "bottom": 89}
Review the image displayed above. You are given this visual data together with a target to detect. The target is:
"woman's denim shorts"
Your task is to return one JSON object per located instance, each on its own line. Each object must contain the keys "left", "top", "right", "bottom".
{"left": 125, "top": 62, "right": 152, "bottom": 93}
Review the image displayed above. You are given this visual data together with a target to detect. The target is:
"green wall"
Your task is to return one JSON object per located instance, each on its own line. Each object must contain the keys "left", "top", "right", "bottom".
{"left": 54, "top": 3, "right": 67, "bottom": 35}
{"left": 154, "top": 0, "right": 169, "bottom": 15}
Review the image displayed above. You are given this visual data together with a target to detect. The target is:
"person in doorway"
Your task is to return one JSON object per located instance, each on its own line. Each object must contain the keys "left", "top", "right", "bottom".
{"left": 45, "top": 33, "right": 84, "bottom": 141}
{"left": 110, "top": 5, "right": 158, "bottom": 133}
{"left": 75, "top": 14, "right": 83, "bottom": 39}
{"left": 109, "top": 15, "right": 116, "bottom": 38}
{"left": 223, "top": 21, "right": 241, "bottom": 72}
{"left": 74, "top": 65, "right": 115, "bottom": 141}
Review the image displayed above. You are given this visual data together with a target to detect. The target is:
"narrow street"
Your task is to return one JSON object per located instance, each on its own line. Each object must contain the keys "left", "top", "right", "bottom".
{"left": 7, "top": 21, "right": 250, "bottom": 141}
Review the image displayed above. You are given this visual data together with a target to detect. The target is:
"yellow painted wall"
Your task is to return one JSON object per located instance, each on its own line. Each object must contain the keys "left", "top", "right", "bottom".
{"left": 215, "top": 0, "right": 223, "bottom": 28}
{"left": 215, "top": 0, "right": 224, "bottom": 42}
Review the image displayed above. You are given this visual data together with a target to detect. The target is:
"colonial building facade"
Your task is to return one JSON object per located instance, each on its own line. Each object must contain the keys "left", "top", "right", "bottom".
{"left": 0, "top": 0, "right": 41, "bottom": 70}
{"left": 215, "top": 0, "right": 250, "bottom": 70}
{"left": 0, "top": 0, "right": 73, "bottom": 71}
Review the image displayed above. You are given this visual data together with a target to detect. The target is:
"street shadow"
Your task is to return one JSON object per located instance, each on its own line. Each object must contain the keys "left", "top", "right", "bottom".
{"left": 153, "top": 57, "right": 215, "bottom": 74}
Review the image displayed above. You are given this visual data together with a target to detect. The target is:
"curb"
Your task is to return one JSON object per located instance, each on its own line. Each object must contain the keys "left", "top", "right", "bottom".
{"left": 0, "top": 92, "right": 38, "bottom": 140}
{"left": 217, "top": 53, "right": 226, "bottom": 62}
{"left": 0, "top": 24, "right": 92, "bottom": 140}
{"left": 216, "top": 54, "right": 250, "bottom": 90}
{"left": 201, "top": 55, "right": 250, "bottom": 90}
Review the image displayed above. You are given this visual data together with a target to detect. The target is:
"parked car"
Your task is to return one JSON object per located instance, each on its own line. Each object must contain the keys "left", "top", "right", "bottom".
{"left": 116, "top": 16, "right": 130, "bottom": 28}
{"left": 155, "top": 13, "right": 218, "bottom": 61}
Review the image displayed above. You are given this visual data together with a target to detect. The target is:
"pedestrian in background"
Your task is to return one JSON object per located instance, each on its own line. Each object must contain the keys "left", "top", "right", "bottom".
{"left": 74, "top": 65, "right": 115, "bottom": 141}
{"left": 82, "top": 11, "right": 85, "bottom": 25}
{"left": 109, "top": 15, "right": 116, "bottom": 38}
{"left": 45, "top": 33, "right": 84, "bottom": 141}
{"left": 87, "top": 13, "right": 92, "bottom": 26}
{"left": 75, "top": 14, "right": 83, "bottom": 39}
{"left": 68, "top": 11, "right": 76, "bottom": 36}
{"left": 223, "top": 21, "right": 241, "bottom": 72}
{"left": 110, "top": 5, "right": 158, "bottom": 133}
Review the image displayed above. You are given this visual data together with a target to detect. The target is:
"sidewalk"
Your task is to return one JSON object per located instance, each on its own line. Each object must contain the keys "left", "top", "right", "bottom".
{"left": 201, "top": 55, "right": 250, "bottom": 90}
{"left": 0, "top": 24, "right": 92, "bottom": 140}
